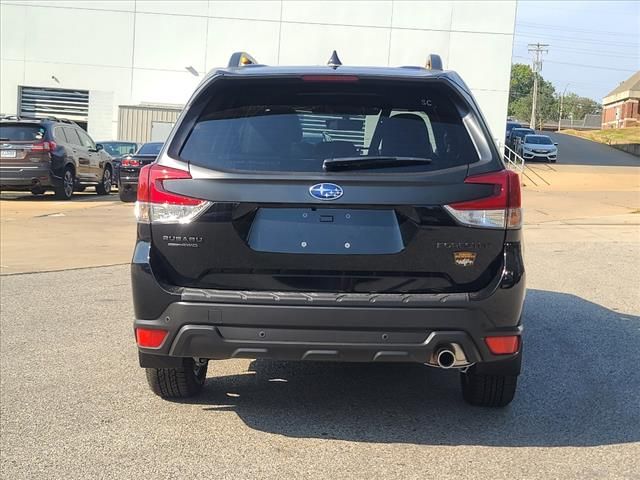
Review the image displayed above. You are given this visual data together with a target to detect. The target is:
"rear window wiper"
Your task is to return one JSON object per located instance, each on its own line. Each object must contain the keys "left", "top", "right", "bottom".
{"left": 323, "top": 156, "right": 432, "bottom": 172}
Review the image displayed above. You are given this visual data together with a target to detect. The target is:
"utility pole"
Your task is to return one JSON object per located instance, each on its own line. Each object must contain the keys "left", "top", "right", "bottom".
{"left": 528, "top": 43, "right": 549, "bottom": 129}
{"left": 558, "top": 83, "right": 570, "bottom": 132}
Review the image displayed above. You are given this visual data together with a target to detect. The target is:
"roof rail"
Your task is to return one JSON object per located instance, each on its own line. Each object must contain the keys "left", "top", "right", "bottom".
{"left": 425, "top": 54, "right": 443, "bottom": 71}
{"left": 227, "top": 51, "right": 259, "bottom": 68}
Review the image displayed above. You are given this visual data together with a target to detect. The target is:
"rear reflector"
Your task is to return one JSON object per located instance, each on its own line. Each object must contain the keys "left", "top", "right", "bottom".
{"left": 135, "top": 328, "right": 168, "bottom": 348}
{"left": 485, "top": 336, "right": 520, "bottom": 355}
{"left": 135, "top": 164, "right": 211, "bottom": 224}
{"left": 444, "top": 170, "right": 522, "bottom": 229}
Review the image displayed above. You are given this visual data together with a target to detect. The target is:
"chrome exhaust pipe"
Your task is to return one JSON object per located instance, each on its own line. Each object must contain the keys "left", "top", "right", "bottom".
{"left": 436, "top": 347, "right": 456, "bottom": 369}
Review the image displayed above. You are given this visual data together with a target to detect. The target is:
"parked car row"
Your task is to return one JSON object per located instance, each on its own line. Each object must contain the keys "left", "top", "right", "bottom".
{"left": 0, "top": 115, "right": 163, "bottom": 200}
{"left": 504, "top": 120, "right": 558, "bottom": 162}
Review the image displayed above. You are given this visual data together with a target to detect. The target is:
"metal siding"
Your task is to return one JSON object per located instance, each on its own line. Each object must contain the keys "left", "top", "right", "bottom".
{"left": 117, "top": 105, "right": 182, "bottom": 143}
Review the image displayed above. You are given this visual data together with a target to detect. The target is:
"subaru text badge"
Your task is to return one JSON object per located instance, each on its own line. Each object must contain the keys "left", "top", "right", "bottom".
{"left": 309, "top": 183, "right": 343, "bottom": 201}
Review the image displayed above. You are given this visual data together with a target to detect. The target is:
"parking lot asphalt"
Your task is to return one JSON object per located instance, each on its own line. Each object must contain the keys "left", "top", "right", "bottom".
{"left": 545, "top": 132, "right": 639, "bottom": 167}
{"left": 1, "top": 161, "right": 639, "bottom": 479}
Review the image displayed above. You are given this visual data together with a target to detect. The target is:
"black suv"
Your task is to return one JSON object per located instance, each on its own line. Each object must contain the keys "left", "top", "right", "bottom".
{"left": 0, "top": 116, "right": 113, "bottom": 199}
{"left": 132, "top": 52, "right": 525, "bottom": 407}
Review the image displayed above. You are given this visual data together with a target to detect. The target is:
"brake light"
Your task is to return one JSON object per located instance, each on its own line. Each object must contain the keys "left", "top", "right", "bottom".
{"left": 135, "top": 328, "right": 168, "bottom": 348}
{"left": 121, "top": 158, "right": 140, "bottom": 167}
{"left": 302, "top": 75, "right": 359, "bottom": 82}
{"left": 444, "top": 170, "right": 522, "bottom": 229}
{"left": 135, "top": 163, "right": 211, "bottom": 224}
{"left": 31, "top": 141, "right": 55, "bottom": 152}
{"left": 485, "top": 335, "right": 520, "bottom": 355}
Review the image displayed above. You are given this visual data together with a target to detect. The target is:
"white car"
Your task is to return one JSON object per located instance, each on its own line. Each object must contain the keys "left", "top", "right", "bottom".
{"left": 519, "top": 134, "right": 558, "bottom": 162}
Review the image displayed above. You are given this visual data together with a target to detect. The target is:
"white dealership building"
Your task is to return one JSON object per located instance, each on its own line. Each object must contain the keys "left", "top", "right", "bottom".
{"left": 0, "top": 0, "right": 516, "bottom": 142}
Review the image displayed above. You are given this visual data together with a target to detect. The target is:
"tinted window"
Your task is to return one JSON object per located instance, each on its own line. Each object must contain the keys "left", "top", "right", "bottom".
{"left": 63, "top": 127, "right": 82, "bottom": 146}
{"left": 525, "top": 135, "right": 553, "bottom": 145}
{"left": 76, "top": 129, "right": 95, "bottom": 149}
{"left": 0, "top": 123, "right": 46, "bottom": 141}
{"left": 54, "top": 127, "right": 68, "bottom": 142}
{"left": 512, "top": 129, "right": 534, "bottom": 138}
{"left": 137, "top": 142, "right": 163, "bottom": 155}
{"left": 101, "top": 142, "right": 137, "bottom": 156}
{"left": 179, "top": 80, "right": 478, "bottom": 174}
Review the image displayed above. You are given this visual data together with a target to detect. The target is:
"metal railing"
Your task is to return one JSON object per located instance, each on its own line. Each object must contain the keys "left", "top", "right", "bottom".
{"left": 499, "top": 142, "right": 550, "bottom": 187}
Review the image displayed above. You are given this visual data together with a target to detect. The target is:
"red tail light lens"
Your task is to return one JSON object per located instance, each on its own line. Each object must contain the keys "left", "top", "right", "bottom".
{"left": 135, "top": 164, "right": 211, "bottom": 224}
{"left": 485, "top": 335, "right": 520, "bottom": 355}
{"left": 444, "top": 170, "right": 522, "bottom": 229}
{"left": 31, "top": 141, "right": 54, "bottom": 152}
{"left": 135, "top": 328, "right": 168, "bottom": 348}
{"left": 121, "top": 158, "right": 140, "bottom": 167}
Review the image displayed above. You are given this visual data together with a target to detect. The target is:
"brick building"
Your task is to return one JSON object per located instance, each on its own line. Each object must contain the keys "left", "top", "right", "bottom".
{"left": 602, "top": 71, "right": 640, "bottom": 129}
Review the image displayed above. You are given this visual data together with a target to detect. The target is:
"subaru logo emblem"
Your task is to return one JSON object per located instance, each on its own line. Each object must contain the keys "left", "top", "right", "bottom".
{"left": 309, "top": 183, "right": 343, "bottom": 200}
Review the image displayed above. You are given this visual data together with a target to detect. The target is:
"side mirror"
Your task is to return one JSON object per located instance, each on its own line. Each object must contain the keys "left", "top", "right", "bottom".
{"left": 95, "top": 144, "right": 104, "bottom": 151}
{"left": 554, "top": 143, "right": 558, "bottom": 146}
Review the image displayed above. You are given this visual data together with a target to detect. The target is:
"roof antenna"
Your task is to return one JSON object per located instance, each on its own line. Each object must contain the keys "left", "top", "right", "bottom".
{"left": 327, "top": 50, "right": 342, "bottom": 69}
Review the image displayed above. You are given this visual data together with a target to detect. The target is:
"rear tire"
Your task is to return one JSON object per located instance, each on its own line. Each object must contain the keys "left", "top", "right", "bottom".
{"left": 96, "top": 167, "right": 112, "bottom": 195}
{"left": 119, "top": 187, "right": 137, "bottom": 203}
{"left": 54, "top": 167, "right": 74, "bottom": 200}
{"left": 145, "top": 358, "right": 208, "bottom": 399}
{"left": 460, "top": 367, "right": 518, "bottom": 407}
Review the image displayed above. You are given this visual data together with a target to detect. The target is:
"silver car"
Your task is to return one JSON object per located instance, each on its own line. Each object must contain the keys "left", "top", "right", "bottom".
{"left": 519, "top": 134, "right": 558, "bottom": 162}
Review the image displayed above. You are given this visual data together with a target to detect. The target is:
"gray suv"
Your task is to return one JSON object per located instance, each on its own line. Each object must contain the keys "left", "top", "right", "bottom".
{"left": 0, "top": 116, "right": 113, "bottom": 199}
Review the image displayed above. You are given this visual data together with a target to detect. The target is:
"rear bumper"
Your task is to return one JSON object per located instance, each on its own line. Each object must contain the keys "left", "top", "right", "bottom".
{"left": 132, "top": 240, "right": 526, "bottom": 369}
{"left": 119, "top": 168, "right": 139, "bottom": 189}
{"left": 0, "top": 166, "right": 57, "bottom": 190}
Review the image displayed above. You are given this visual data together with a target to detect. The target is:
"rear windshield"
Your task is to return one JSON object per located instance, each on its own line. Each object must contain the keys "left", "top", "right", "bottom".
{"left": 524, "top": 135, "right": 553, "bottom": 145}
{"left": 137, "top": 143, "right": 163, "bottom": 155}
{"left": 102, "top": 142, "right": 137, "bottom": 156}
{"left": 0, "top": 123, "right": 46, "bottom": 142}
{"left": 179, "top": 79, "right": 479, "bottom": 173}
{"left": 512, "top": 129, "right": 534, "bottom": 137}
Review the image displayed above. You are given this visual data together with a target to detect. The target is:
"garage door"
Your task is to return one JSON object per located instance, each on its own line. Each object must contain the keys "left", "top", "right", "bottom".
{"left": 19, "top": 86, "right": 89, "bottom": 129}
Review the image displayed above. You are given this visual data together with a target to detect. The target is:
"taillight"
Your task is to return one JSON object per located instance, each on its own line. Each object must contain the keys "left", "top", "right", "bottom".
{"left": 135, "top": 163, "right": 211, "bottom": 224}
{"left": 121, "top": 158, "right": 140, "bottom": 167}
{"left": 135, "top": 328, "right": 168, "bottom": 348}
{"left": 31, "top": 141, "right": 55, "bottom": 152}
{"left": 485, "top": 335, "right": 520, "bottom": 355}
{"left": 444, "top": 170, "right": 522, "bottom": 229}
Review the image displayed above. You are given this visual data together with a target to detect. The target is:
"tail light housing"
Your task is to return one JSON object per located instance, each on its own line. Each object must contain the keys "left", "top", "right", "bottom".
{"left": 121, "top": 157, "right": 140, "bottom": 167}
{"left": 135, "top": 163, "right": 211, "bottom": 224}
{"left": 31, "top": 141, "right": 56, "bottom": 152}
{"left": 444, "top": 170, "right": 522, "bottom": 229}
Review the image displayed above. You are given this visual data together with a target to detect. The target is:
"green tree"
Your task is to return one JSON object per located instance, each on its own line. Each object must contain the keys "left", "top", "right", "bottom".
{"left": 559, "top": 93, "right": 602, "bottom": 120}
{"left": 508, "top": 63, "right": 557, "bottom": 127}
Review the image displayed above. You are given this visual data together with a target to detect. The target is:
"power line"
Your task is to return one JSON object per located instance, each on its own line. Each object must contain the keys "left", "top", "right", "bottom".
{"left": 516, "top": 21, "right": 639, "bottom": 37}
{"left": 516, "top": 32, "right": 638, "bottom": 48}
{"left": 512, "top": 55, "right": 638, "bottom": 72}
{"left": 513, "top": 41, "right": 638, "bottom": 60}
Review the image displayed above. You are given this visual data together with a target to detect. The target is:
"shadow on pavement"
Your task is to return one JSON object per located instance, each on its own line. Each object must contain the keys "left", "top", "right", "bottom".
{"left": 0, "top": 191, "right": 119, "bottom": 202}
{"left": 190, "top": 289, "right": 640, "bottom": 447}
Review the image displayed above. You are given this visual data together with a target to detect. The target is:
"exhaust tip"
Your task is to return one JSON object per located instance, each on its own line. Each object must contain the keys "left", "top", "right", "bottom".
{"left": 436, "top": 348, "right": 456, "bottom": 369}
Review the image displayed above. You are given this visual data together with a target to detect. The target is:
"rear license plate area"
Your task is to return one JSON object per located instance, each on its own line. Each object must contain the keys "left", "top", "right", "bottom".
{"left": 248, "top": 208, "right": 404, "bottom": 254}
{"left": 1, "top": 150, "right": 17, "bottom": 158}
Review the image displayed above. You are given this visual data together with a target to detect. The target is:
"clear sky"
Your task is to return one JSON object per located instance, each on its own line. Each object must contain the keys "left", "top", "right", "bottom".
{"left": 512, "top": 0, "right": 640, "bottom": 102}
